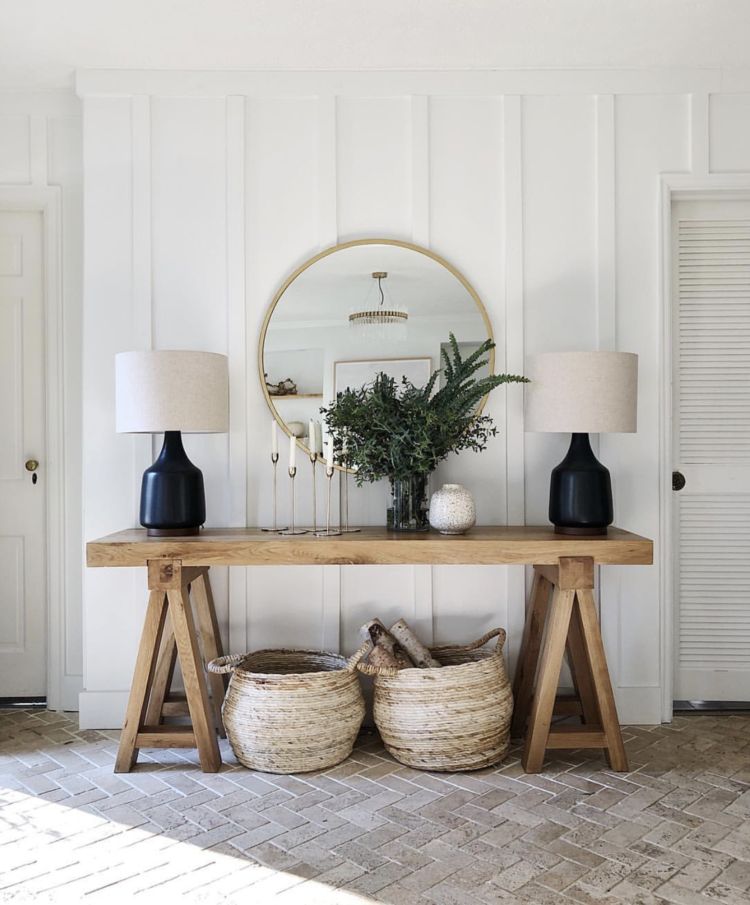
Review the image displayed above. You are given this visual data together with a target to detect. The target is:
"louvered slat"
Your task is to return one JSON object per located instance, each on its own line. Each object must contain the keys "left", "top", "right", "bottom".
{"left": 677, "top": 219, "right": 750, "bottom": 464}
{"left": 678, "top": 495, "right": 750, "bottom": 669}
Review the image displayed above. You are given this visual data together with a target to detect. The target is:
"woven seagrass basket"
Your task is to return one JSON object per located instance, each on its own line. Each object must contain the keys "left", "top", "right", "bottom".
{"left": 208, "top": 643, "right": 369, "bottom": 773}
{"left": 357, "top": 628, "right": 513, "bottom": 771}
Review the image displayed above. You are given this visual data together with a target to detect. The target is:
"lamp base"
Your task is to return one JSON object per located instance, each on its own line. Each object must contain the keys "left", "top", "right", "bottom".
{"left": 140, "top": 431, "right": 206, "bottom": 534}
{"left": 554, "top": 525, "right": 608, "bottom": 536}
{"left": 146, "top": 527, "right": 201, "bottom": 537}
{"left": 549, "top": 432, "right": 613, "bottom": 535}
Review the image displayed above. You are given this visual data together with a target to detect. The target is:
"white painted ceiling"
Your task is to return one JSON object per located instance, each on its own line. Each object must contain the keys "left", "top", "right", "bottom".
{"left": 2, "top": 0, "right": 749, "bottom": 91}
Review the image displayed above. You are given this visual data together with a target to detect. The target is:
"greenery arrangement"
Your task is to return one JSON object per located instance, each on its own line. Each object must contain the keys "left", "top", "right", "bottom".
{"left": 321, "top": 335, "right": 528, "bottom": 485}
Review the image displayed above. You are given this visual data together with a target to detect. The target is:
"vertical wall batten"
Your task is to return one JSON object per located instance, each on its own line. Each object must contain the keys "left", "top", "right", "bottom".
{"left": 226, "top": 95, "right": 248, "bottom": 654}
{"left": 502, "top": 95, "right": 527, "bottom": 673}
{"left": 411, "top": 92, "right": 433, "bottom": 641}
{"left": 317, "top": 92, "right": 343, "bottom": 649}
{"left": 317, "top": 94, "right": 338, "bottom": 249}
{"left": 691, "top": 93, "right": 710, "bottom": 175}
{"left": 131, "top": 96, "right": 152, "bottom": 351}
{"left": 410, "top": 95, "right": 430, "bottom": 248}
{"left": 595, "top": 93, "right": 617, "bottom": 679}
{"left": 130, "top": 96, "right": 153, "bottom": 521}
{"left": 595, "top": 95, "right": 616, "bottom": 352}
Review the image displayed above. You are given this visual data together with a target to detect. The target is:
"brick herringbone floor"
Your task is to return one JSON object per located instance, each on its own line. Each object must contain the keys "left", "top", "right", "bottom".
{"left": 2, "top": 710, "right": 750, "bottom": 904}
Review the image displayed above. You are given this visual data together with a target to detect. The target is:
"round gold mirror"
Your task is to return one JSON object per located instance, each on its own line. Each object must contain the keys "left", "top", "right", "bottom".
{"left": 259, "top": 239, "right": 494, "bottom": 466}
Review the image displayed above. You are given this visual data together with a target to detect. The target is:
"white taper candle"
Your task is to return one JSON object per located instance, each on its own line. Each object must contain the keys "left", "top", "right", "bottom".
{"left": 308, "top": 419, "right": 317, "bottom": 454}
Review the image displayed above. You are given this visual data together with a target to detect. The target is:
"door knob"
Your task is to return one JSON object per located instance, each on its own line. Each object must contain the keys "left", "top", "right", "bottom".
{"left": 672, "top": 471, "right": 686, "bottom": 491}
{"left": 25, "top": 459, "right": 39, "bottom": 472}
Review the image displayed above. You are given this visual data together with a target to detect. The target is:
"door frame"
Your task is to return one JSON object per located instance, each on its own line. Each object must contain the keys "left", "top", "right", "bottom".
{"left": 0, "top": 186, "right": 65, "bottom": 709}
{"left": 659, "top": 174, "right": 750, "bottom": 721}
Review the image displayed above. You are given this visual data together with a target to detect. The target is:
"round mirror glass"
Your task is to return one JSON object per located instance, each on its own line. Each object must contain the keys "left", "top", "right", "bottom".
{"left": 259, "top": 239, "right": 494, "bottom": 463}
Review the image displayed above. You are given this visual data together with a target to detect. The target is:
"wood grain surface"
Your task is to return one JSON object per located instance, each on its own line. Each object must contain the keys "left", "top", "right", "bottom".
{"left": 87, "top": 526, "right": 653, "bottom": 568}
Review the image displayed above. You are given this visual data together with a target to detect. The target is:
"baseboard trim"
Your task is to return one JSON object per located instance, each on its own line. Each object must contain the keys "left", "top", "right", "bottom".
{"left": 78, "top": 690, "right": 129, "bottom": 729}
{"left": 615, "top": 685, "right": 662, "bottom": 725}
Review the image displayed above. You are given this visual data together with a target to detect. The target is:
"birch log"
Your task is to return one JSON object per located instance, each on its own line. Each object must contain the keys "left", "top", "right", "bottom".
{"left": 361, "top": 618, "right": 411, "bottom": 669}
{"left": 388, "top": 619, "right": 442, "bottom": 668}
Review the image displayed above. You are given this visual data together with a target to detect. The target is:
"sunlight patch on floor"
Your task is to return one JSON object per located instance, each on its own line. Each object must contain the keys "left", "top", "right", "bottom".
{"left": 0, "top": 788, "right": 377, "bottom": 903}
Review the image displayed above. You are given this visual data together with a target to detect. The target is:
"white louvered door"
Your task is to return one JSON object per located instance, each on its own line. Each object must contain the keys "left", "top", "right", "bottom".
{"left": 673, "top": 199, "right": 750, "bottom": 701}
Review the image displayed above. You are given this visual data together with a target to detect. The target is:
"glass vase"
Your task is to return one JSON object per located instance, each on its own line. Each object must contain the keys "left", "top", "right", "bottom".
{"left": 387, "top": 474, "right": 430, "bottom": 532}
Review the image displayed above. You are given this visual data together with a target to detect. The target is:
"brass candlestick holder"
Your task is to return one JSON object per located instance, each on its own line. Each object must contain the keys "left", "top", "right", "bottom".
{"left": 309, "top": 452, "right": 319, "bottom": 534}
{"left": 339, "top": 462, "right": 360, "bottom": 533}
{"left": 315, "top": 464, "right": 342, "bottom": 537}
{"left": 261, "top": 452, "right": 287, "bottom": 532}
{"left": 280, "top": 467, "right": 308, "bottom": 536}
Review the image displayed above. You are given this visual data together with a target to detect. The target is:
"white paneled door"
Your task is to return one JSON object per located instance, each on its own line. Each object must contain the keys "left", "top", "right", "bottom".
{"left": 673, "top": 199, "right": 750, "bottom": 701}
{"left": 0, "top": 210, "right": 46, "bottom": 698}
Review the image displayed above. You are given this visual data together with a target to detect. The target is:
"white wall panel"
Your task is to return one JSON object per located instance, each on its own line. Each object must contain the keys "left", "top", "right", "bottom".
{"left": 0, "top": 115, "right": 30, "bottom": 183}
{"left": 81, "top": 97, "right": 143, "bottom": 700}
{"left": 151, "top": 97, "right": 229, "bottom": 533}
{"left": 427, "top": 96, "right": 516, "bottom": 651}
{"left": 432, "top": 565, "right": 508, "bottom": 646}
{"left": 606, "top": 94, "right": 689, "bottom": 714}
{"left": 709, "top": 94, "right": 750, "bottom": 173}
{"left": 341, "top": 565, "right": 416, "bottom": 655}
{"left": 522, "top": 95, "right": 598, "bottom": 524}
{"left": 429, "top": 96, "right": 507, "bottom": 523}
{"left": 336, "top": 97, "right": 411, "bottom": 240}
{"left": 243, "top": 97, "right": 321, "bottom": 654}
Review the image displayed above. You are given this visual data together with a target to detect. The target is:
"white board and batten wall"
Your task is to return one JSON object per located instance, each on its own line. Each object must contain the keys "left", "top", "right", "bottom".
{"left": 75, "top": 69, "right": 750, "bottom": 728}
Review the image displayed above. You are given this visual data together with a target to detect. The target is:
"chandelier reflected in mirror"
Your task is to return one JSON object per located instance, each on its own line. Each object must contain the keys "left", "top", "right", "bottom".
{"left": 349, "top": 272, "right": 408, "bottom": 330}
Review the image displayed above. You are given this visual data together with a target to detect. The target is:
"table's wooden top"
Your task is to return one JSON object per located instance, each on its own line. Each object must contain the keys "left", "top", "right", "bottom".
{"left": 86, "top": 526, "right": 653, "bottom": 568}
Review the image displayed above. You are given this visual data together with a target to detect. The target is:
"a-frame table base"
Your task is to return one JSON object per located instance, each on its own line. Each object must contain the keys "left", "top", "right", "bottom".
{"left": 114, "top": 560, "right": 227, "bottom": 773}
{"left": 511, "top": 555, "right": 629, "bottom": 773}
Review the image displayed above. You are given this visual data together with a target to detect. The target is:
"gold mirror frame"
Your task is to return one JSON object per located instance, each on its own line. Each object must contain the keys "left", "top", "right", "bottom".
{"left": 258, "top": 238, "right": 495, "bottom": 470}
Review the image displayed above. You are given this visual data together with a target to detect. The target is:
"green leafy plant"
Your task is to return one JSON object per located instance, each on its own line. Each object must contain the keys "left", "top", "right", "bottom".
{"left": 321, "top": 335, "right": 528, "bottom": 484}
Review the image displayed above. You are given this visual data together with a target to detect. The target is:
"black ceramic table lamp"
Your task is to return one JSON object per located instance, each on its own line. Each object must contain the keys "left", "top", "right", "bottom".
{"left": 115, "top": 350, "right": 229, "bottom": 536}
{"left": 524, "top": 351, "right": 638, "bottom": 536}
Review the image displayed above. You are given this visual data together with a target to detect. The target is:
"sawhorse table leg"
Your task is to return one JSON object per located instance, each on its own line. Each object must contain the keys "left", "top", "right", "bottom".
{"left": 114, "top": 560, "right": 227, "bottom": 773}
{"left": 511, "top": 555, "right": 628, "bottom": 774}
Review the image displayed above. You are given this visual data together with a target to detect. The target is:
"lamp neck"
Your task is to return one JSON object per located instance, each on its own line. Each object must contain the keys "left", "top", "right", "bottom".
{"left": 157, "top": 430, "right": 187, "bottom": 461}
{"left": 559, "top": 432, "right": 604, "bottom": 470}
{"left": 569, "top": 432, "right": 593, "bottom": 455}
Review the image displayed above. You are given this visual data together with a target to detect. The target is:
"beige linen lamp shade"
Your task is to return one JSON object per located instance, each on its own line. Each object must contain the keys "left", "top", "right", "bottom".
{"left": 524, "top": 351, "right": 638, "bottom": 434}
{"left": 116, "top": 350, "right": 228, "bottom": 433}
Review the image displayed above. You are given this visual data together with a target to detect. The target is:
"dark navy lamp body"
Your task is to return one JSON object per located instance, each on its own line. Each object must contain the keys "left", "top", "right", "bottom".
{"left": 140, "top": 430, "right": 206, "bottom": 536}
{"left": 549, "top": 432, "right": 613, "bottom": 536}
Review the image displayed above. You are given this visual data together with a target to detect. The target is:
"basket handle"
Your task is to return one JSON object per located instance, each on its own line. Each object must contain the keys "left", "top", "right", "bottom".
{"left": 430, "top": 627, "right": 506, "bottom": 656}
{"left": 355, "top": 657, "right": 402, "bottom": 678}
{"left": 355, "top": 627, "right": 506, "bottom": 676}
{"left": 345, "top": 639, "right": 374, "bottom": 671}
{"left": 207, "top": 653, "right": 244, "bottom": 674}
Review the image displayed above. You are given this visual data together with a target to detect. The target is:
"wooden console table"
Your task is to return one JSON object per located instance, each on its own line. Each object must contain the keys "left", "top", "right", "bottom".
{"left": 86, "top": 526, "right": 652, "bottom": 774}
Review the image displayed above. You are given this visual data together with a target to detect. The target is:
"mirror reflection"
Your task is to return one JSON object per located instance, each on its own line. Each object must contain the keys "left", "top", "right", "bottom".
{"left": 260, "top": 240, "right": 493, "bottom": 459}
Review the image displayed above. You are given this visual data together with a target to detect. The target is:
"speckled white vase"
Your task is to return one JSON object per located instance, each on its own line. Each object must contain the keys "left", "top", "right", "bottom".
{"left": 428, "top": 483, "right": 476, "bottom": 535}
